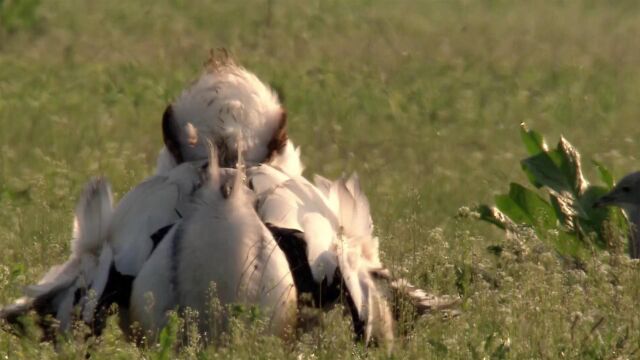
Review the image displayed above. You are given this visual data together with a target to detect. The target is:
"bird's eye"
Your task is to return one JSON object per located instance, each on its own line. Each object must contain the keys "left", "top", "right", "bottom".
{"left": 622, "top": 186, "right": 632, "bottom": 193}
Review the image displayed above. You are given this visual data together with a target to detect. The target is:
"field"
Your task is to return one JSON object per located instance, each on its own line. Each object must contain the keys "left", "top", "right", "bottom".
{"left": 2, "top": 0, "right": 640, "bottom": 358}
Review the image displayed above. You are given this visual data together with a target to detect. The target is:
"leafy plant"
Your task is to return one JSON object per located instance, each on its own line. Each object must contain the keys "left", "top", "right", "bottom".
{"left": 477, "top": 123, "right": 627, "bottom": 260}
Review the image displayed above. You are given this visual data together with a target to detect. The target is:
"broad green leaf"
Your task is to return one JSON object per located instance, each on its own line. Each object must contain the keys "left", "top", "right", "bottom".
{"left": 521, "top": 142, "right": 590, "bottom": 224}
{"left": 507, "top": 183, "right": 556, "bottom": 231}
{"left": 554, "top": 230, "right": 588, "bottom": 261}
{"left": 521, "top": 152, "right": 571, "bottom": 192}
{"left": 480, "top": 124, "right": 625, "bottom": 261}
{"left": 520, "top": 123, "right": 547, "bottom": 156}
{"left": 592, "top": 160, "right": 614, "bottom": 189}
{"left": 495, "top": 193, "right": 532, "bottom": 225}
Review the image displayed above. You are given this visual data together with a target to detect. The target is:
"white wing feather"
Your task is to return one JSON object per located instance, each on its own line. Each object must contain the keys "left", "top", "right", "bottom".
{"left": 109, "top": 162, "right": 201, "bottom": 276}
{"left": 251, "top": 166, "right": 393, "bottom": 345}
{"left": 16, "top": 178, "right": 114, "bottom": 332}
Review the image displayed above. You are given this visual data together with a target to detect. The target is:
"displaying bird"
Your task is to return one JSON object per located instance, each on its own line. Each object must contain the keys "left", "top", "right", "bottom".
{"left": 129, "top": 146, "right": 297, "bottom": 342}
{"left": 594, "top": 171, "right": 640, "bottom": 258}
{"left": 0, "top": 54, "right": 457, "bottom": 348}
{"left": 148, "top": 54, "right": 456, "bottom": 345}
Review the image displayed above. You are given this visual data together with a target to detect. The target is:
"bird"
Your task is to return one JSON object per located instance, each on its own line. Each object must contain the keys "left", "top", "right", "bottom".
{"left": 1, "top": 54, "right": 457, "bottom": 346}
{"left": 129, "top": 145, "right": 297, "bottom": 343}
{"left": 151, "top": 54, "right": 457, "bottom": 345}
{"left": 152, "top": 56, "right": 392, "bottom": 344}
{"left": 594, "top": 171, "right": 640, "bottom": 258}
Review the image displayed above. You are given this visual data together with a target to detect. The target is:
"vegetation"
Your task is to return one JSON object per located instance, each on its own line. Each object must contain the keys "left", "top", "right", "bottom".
{"left": 0, "top": 0, "right": 41, "bottom": 34}
{"left": 2, "top": 1, "right": 640, "bottom": 358}
{"left": 477, "top": 124, "right": 628, "bottom": 263}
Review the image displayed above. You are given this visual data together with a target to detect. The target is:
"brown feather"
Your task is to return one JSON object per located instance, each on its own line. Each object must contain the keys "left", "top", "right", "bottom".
{"left": 266, "top": 110, "right": 289, "bottom": 162}
{"left": 162, "top": 105, "right": 184, "bottom": 164}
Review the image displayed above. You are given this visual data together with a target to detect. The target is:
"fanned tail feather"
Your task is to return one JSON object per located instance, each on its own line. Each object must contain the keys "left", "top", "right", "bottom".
{"left": 0, "top": 178, "right": 114, "bottom": 336}
{"left": 72, "top": 177, "right": 113, "bottom": 255}
{"left": 320, "top": 173, "right": 393, "bottom": 345}
{"left": 331, "top": 174, "right": 381, "bottom": 267}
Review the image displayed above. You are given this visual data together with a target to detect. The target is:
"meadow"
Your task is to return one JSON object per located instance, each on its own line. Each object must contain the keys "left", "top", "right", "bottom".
{"left": 1, "top": 0, "right": 640, "bottom": 358}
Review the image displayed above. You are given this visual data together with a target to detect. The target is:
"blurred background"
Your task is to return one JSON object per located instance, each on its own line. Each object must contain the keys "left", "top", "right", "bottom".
{"left": 1, "top": 1, "right": 640, "bottom": 358}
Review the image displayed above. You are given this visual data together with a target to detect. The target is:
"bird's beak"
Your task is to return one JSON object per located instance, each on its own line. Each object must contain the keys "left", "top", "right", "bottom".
{"left": 593, "top": 194, "right": 615, "bottom": 208}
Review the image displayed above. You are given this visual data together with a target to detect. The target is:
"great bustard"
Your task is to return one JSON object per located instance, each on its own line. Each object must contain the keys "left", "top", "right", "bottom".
{"left": 1, "top": 54, "right": 454, "bottom": 346}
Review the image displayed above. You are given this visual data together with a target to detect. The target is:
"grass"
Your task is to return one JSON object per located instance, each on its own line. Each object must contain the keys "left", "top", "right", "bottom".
{"left": 2, "top": 0, "right": 640, "bottom": 358}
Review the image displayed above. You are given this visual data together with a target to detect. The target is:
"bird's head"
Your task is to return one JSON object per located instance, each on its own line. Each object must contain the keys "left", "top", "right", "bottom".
{"left": 162, "top": 51, "right": 288, "bottom": 168}
{"left": 594, "top": 171, "right": 640, "bottom": 212}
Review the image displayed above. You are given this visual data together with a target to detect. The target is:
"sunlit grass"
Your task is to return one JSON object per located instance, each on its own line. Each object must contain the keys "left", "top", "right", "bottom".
{"left": 2, "top": 0, "right": 640, "bottom": 358}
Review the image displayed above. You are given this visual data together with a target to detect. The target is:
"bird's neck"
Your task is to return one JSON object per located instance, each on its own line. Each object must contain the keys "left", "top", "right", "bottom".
{"left": 624, "top": 207, "right": 640, "bottom": 259}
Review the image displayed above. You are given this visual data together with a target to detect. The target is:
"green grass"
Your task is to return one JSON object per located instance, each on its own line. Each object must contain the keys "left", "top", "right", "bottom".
{"left": 2, "top": 0, "right": 640, "bottom": 358}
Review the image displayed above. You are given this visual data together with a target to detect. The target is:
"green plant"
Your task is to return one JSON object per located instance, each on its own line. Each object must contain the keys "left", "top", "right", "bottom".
{"left": 0, "top": 0, "right": 41, "bottom": 34}
{"left": 477, "top": 123, "right": 627, "bottom": 260}
{"left": 154, "top": 312, "right": 180, "bottom": 360}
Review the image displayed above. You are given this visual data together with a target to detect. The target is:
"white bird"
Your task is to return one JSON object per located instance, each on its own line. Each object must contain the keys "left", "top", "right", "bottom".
{"left": 129, "top": 146, "right": 297, "bottom": 342}
{"left": 1, "top": 55, "right": 455, "bottom": 346}
{"left": 151, "top": 55, "right": 452, "bottom": 345}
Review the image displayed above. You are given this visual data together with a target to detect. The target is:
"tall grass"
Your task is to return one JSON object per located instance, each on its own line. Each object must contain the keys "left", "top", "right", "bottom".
{"left": 2, "top": 1, "right": 640, "bottom": 358}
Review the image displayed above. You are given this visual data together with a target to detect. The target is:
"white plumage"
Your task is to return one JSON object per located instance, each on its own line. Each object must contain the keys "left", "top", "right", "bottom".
{"left": 161, "top": 59, "right": 288, "bottom": 169}
{"left": 108, "top": 161, "right": 204, "bottom": 276}
{"left": 128, "top": 223, "right": 180, "bottom": 339}
{"left": 0, "top": 58, "right": 460, "bottom": 350}
{"left": 130, "top": 148, "right": 297, "bottom": 341}
{"left": 248, "top": 163, "right": 394, "bottom": 345}
{"left": 154, "top": 59, "right": 396, "bottom": 344}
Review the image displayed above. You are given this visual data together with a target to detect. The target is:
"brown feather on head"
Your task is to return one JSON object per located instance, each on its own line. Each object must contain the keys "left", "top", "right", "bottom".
{"left": 266, "top": 110, "right": 289, "bottom": 162}
{"left": 204, "top": 48, "right": 235, "bottom": 73}
{"left": 162, "top": 105, "right": 184, "bottom": 164}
